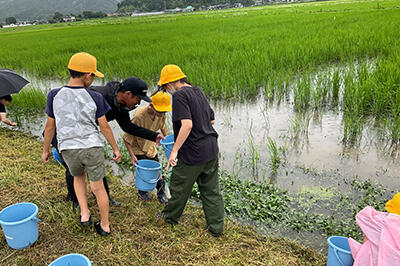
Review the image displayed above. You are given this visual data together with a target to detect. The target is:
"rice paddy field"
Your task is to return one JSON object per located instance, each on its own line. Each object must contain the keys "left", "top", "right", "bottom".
{"left": 1, "top": 0, "right": 400, "bottom": 257}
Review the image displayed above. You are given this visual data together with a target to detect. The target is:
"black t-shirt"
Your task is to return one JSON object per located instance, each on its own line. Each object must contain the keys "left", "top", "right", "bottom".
{"left": 172, "top": 86, "right": 218, "bottom": 165}
{"left": 0, "top": 103, "right": 5, "bottom": 113}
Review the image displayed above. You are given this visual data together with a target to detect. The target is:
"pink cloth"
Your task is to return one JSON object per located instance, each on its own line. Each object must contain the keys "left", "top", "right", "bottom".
{"left": 348, "top": 206, "right": 400, "bottom": 266}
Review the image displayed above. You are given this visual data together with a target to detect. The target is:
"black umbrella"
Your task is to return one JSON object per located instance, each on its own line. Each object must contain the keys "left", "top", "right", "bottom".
{"left": 0, "top": 69, "right": 30, "bottom": 98}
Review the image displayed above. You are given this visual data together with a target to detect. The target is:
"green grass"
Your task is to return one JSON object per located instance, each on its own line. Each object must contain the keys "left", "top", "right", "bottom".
{"left": 0, "top": 128, "right": 325, "bottom": 265}
{"left": 7, "top": 86, "right": 47, "bottom": 112}
{"left": 1, "top": 0, "right": 399, "bottom": 144}
{"left": 0, "top": 0, "right": 399, "bottom": 97}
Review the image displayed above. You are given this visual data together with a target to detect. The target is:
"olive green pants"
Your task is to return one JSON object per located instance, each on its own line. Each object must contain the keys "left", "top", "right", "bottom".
{"left": 161, "top": 158, "right": 224, "bottom": 235}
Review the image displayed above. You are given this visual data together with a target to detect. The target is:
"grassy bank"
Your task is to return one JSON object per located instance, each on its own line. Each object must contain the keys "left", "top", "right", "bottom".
{"left": 0, "top": 128, "right": 325, "bottom": 265}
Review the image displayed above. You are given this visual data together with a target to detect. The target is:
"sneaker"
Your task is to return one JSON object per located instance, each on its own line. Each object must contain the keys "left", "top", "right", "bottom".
{"left": 157, "top": 192, "right": 168, "bottom": 205}
{"left": 94, "top": 222, "right": 110, "bottom": 236}
{"left": 109, "top": 198, "right": 121, "bottom": 206}
{"left": 138, "top": 191, "right": 152, "bottom": 202}
{"left": 210, "top": 231, "right": 223, "bottom": 238}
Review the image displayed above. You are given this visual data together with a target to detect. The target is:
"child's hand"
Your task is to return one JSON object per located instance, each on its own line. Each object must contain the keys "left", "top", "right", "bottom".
{"left": 166, "top": 150, "right": 178, "bottom": 171}
{"left": 113, "top": 150, "right": 121, "bottom": 163}
{"left": 41, "top": 150, "right": 50, "bottom": 163}
{"left": 155, "top": 134, "right": 165, "bottom": 145}
{"left": 131, "top": 155, "right": 138, "bottom": 167}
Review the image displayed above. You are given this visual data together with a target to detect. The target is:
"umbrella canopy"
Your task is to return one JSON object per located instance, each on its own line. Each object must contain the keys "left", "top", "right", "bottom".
{"left": 0, "top": 69, "right": 30, "bottom": 98}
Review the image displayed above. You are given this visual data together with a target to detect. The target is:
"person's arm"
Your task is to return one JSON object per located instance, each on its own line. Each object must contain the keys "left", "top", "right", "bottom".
{"left": 98, "top": 115, "right": 121, "bottom": 163}
{"left": 0, "top": 113, "right": 17, "bottom": 127}
{"left": 42, "top": 117, "right": 56, "bottom": 162}
{"left": 161, "top": 125, "right": 168, "bottom": 137}
{"left": 115, "top": 110, "right": 164, "bottom": 144}
{"left": 166, "top": 119, "right": 192, "bottom": 170}
{"left": 210, "top": 106, "right": 215, "bottom": 125}
{"left": 123, "top": 139, "right": 138, "bottom": 167}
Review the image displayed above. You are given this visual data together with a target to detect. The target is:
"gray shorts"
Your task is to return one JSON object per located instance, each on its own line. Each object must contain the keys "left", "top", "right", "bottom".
{"left": 61, "top": 147, "right": 105, "bottom": 182}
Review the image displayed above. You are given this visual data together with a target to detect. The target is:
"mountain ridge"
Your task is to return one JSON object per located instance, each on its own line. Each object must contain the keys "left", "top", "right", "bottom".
{"left": 0, "top": 0, "right": 120, "bottom": 23}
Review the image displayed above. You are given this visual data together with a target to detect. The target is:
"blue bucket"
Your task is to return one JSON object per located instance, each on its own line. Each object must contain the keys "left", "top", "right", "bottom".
{"left": 327, "top": 236, "right": 354, "bottom": 266}
{"left": 0, "top": 202, "right": 40, "bottom": 249}
{"left": 49, "top": 253, "right": 92, "bottom": 266}
{"left": 134, "top": 160, "right": 161, "bottom": 191}
{"left": 52, "top": 148, "right": 62, "bottom": 165}
{"left": 160, "top": 134, "right": 174, "bottom": 159}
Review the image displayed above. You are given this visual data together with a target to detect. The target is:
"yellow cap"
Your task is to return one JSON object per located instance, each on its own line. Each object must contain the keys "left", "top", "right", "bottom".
{"left": 386, "top": 192, "right": 400, "bottom": 215}
{"left": 68, "top": 52, "right": 104, "bottom": 78}
{"left": 151, "top": 91, "right": 172, "bottom": 112}
{"left": 157, "top": 64, "right": 186, "bottom": 86}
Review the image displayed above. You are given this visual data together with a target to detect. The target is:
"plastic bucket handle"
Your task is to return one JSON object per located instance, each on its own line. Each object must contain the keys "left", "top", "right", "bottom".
{"left": 328, "top": 236, "right": 352, "bottom": 266}
{"left": 135, "top": 169, "right": 160, "bottom": 184}
{"left": 32, "top": 217, "right": 41, "bottom": 223}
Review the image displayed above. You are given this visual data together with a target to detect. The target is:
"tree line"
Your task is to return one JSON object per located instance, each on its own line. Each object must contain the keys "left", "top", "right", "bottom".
{"left": 117, "top": 0, "right": 256, "bottom": 12}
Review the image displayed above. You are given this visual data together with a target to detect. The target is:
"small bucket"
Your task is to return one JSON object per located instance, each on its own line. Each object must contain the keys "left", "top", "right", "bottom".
{"left": 327, "top": 236, "right": 354, "bottom": 266}
{"left": 160, "top": 134, "right": 174, "bottom": 159}
{"left": 52, "top": 148, "right": 62, "bottom": 165}
{"left": 49, "top": 253, "right": 92, "bottom": 266}
{"left": 0, "top": 202, "right": 40, "bottom": 250}
{"left": 134, "top": 159, "right": 161, "bottom": 191}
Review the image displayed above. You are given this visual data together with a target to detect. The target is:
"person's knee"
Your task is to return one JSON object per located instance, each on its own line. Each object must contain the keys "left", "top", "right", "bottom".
{"left": 90, "top": 180, "right": 106, "bottom": 195}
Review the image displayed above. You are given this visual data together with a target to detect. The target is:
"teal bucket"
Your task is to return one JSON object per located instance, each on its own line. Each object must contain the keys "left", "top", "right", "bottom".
{"left": 0, "top": 202, "right": 40, "bottom": 250}
{"left": 327, "top": 236, "right": 354, "bottom": 266}
{"left": 134, "top": 159, "right": 161, "bottom": 191}
{"left": 49, "top": 253, "right": 92, "bottom": 266}
{"left": 160, "top": 134, "right": 174, "bottom": 159}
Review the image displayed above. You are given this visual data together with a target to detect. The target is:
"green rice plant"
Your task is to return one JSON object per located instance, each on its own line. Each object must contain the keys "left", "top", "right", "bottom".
{"left": 288, "top": 115, "right": 302, "bottom": 140}
{"left": 1, "top": 0, "right": 400, "bottom": 144}
{"left": 0, "top": 0, "right": 399, "bottom": 100}
{"left": 247, "top": 135, "right": 259, "bottom": 180}
{"left": 267, "top": 137, "right": 281, "bottom": 174}
{"left": 259, "top": 104, "right": 269, "bottom": 129}
{"left": 7, "top": 86, "right": 47, "bottom": 113}
{"left": 311, "top": 74, "right": 326, "bottom": 110}
{"left": 331, "top": 69, "right": 341, "bottom": 107}
{"left": 293, "top": 74, "right": 311, "bottom": 112}
{"left": 288, "top": 111, "right": 312, "bottom": 141}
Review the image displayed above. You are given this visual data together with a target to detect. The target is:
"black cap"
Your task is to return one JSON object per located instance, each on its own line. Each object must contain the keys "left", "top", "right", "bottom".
{"left": 120, "top": 77, "right": 151, "bottom": 102}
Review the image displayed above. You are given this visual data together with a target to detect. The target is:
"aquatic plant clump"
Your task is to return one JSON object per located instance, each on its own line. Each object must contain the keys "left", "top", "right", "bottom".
{"left": 189, "top": 170, "right": 393, "bottom": 242}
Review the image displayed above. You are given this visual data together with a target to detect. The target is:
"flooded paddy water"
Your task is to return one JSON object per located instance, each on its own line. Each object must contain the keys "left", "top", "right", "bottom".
{"left": 6, "top": 66, "right": 400, "bottom": 251}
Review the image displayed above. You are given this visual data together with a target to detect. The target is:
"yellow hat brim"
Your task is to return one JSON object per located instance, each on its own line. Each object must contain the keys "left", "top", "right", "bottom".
{"left": 158, "top": 74, "right": 186, "bottom": 86}
{"left": 93, "top": 70, "right": 104, "bottom": 78}
{"left": 153, "top": 104, "right": 172, "bottom": 112}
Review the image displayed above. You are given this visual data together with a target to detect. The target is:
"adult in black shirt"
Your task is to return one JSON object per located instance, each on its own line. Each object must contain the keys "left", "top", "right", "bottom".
{"left": 158, "top": 65, "right": 224, "bottom": 237}
{"left": 0, "top": 95, "right": 17, "bottom": 127}
{"left": 90, "top": 77, "right": 164, "bottom": 144}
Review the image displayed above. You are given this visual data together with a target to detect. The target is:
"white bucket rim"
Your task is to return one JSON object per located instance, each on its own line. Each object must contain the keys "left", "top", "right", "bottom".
{"left": 49, "top": 253, "right": 92, "bottom": 265}
{"left": 134, "top": 159, "right": 161, "bottom": 171}
{"left": 0, "top": 202, "right": 38, "bottom": 226}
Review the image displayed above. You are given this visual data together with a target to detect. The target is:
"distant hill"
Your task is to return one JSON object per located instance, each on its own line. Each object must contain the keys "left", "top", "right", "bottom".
{"left": 0, "top": 0, "right": 121, "bottom": 23}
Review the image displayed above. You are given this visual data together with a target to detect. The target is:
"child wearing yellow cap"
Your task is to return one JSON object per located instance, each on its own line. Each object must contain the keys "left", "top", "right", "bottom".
{"left": 123, "top": 91, "right": 171, "bottom": 204}
{"left": 157, "top": 65, "right": 224, "bottom": 237}
{"left": 42, "top": 52, "right": 121, "bottom": 236}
